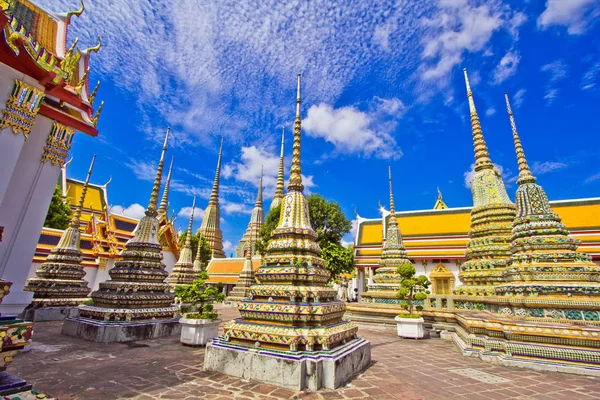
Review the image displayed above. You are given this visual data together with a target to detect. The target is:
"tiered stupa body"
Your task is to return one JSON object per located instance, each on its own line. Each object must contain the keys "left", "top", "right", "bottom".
{"left": 269, "top": 128, "right": 286, "bottom": 212}
{"left": 76, "top": 129, "right": 177, "bottom": 323}
{"left": 197, "top": 137, "right": 225, "bottom": 258}
{"left": 454, "top": 69, "right": 516, "bottom": 297}
{"left": 361, "top": 166, "right": 414, "bottom": 303}
{"left": 218, "top": 75, "right": 358, "bottom": 352}
{"left": 494, "top": 94, "right": 600, "bottom": 299}
{"left": 236, "top": 168, "right": 265, "bottom": 257}
{"left": 167, "top": 196, "right": 198, "bottom": 288}
{"left": 23, "top": 155, "right": 96, "bottom": 314}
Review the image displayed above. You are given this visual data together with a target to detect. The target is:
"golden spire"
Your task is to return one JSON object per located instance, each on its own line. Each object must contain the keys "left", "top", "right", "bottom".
{"left": 146, "top": 127, "right": 170, "bottom": 216}
{"left": 463, "top": 69, "right": 493, "bottom": 172}
{"left": 89, "top": 81, "right": 100, "bottom": 105}
{"left": 69, "top": 154, "right": 96, "bottom": 228}
{"left": 288, "top": 74, "right": 304, "bottom": 192}
{"left": 208, "top": 136, "right": 224, "bottom": 206}
{"left": 65, "top": 0, "right": 85, "bottom": 23}
{"left": 388, "top": 164, "right": 397, "bottom": 226}
{"left": 256, "top": 166, "right": 263, "bottom": 206}
{"left": 185, "top": 195, "right": 196, "bottom": 248}
{"left": 505, "top": 93, "right": 536, "bottom": 185}
{"left": 276, "top": 127, "right": 285, "bottom": 194}
{"left": 158, "top": 156, "right": 174, "bottom": 216}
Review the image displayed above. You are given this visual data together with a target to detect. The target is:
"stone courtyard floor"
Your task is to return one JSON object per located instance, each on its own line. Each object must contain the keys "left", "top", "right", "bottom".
{"left": 8, "top": 305, "right": 600, "bottom": 400}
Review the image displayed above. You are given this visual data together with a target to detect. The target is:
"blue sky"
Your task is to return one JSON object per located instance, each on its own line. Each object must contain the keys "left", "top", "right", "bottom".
{"left": 39, "top": 0, "right": 600, "bottom": 255}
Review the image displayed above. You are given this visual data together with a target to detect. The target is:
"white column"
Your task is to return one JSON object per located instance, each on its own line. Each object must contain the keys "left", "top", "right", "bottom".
{"left": 357, "top": 268, "right": 366, "bottom": 301}
{"left": 368, "top": 267, "right": 375, "bottom": 285}
{"left": 0, "top": 117, "right": 61, "bottom": 315}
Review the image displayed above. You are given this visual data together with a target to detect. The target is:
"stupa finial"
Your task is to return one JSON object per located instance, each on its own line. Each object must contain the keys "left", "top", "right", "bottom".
{"left": 69, "top": 154, "right": 96, "bottom": 228}
{"left": 388, "top": 164, "right": 398, "bottom": 226}
{"left": 505, "top": 93, "right": 536, "bottom": 185}
{"left": 147, "top": 127, "right": 170, "bottom": 216}
{"left": 256, "top": 166, "right": 263, "bottom": 206}
{"left": 185, "top": 195, "right": 196, "bottom": 247}
{"left": 158, "top": 156, "right": 174, "bottom": 216}
{"left": 276, "top": 127, "right": 285, "bottom": 192}
{"left": 209, "top": 137, "right": 224, "bottom": 206}
{"left": 288, "top": 74, "right": 304, "bottom": 192}
{"left": 463, "top": 69, "right": 493, "bottom": 172}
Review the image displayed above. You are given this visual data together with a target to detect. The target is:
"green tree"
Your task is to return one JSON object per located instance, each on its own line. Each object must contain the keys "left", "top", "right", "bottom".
{"left": 44, "top": 185, "right": 72, "bottom": 230}
{"left": 178, "top": 231, "right": 200, "bottom": 258}
{"left": 254, "top": 194, "right": 354, "bottom": 281}
{"left": 197, "top": 235, "right": 211, "bottom": 270}
{"left": 395, "top": 264, "right": 431, "bottom": 317}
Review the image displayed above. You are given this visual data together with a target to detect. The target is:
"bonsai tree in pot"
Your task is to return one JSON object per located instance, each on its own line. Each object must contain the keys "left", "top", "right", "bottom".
{"left": 394, "top": 264, "right": 431, "bottom": 339}
{"left": 175, "top": 271, "right": 225, "bottom": 346}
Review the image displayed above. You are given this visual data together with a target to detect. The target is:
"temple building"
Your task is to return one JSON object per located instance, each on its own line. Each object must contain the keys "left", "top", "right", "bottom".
{"left": 63, "top": 129, "right": 180, "bottom": 342}
{"left": 269, "top": 127, "right": 286, "bottom": 212}
{"left": 205, "top": 74, "right": 370, "bottom": 391}
{"left": 23, "top": 155, "right": 96, "bottom": 321}
{"left": 28, "top": 160, "right": 179, "bottom": 292}
{"left": 197, "top": 137, "right": 225, "bottom": 258}
{"left": 235, "top": 168, "right": 264, "bottom": 257}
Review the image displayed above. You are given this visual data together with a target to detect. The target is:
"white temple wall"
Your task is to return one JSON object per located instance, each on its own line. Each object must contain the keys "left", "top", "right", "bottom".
{"left": 162, "top": 250, "right": 177, "bottom": 275}
{"left": 0, "top": 116, "right": 61, "bottom": 315}
{"left": 0, "top": 63, "right": 42, "bottom": 207}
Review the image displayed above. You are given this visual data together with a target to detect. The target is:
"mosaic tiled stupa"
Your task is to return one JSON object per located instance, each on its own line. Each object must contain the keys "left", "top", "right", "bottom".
{"left": 23, "top": 155, "right": 96, "bottom": 320}
{"left": 167, "top": 195, "right": 198, "bottom": 288}
{"left": 236, "top": 168, "right": 264, "bottom": 257}
{"left": 361, "top": 166, "right": 413, "bottom": 303}
{"left": 495, "top": 94, "right": 600, "bottom": 301}
{"left": 205, "top": 75, "right": 371, "bottom": 391}
{"left": 269, "top": 127, "right": 286, "bottom": 212}
{"left": 197, "top": 137, "right": 225, "bottom": 258}
{"left": 226, "top": 245, "right": 256, "bottom": 303}
{"left": 63, "top": 128, "right": 179, "bottom": 342}
{"left": 454, "top": 69, "right": 516, "bottom": 297}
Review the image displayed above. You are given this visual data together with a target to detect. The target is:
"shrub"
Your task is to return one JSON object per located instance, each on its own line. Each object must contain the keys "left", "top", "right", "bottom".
{"left": 395, "top": 264, "right": 431, "bottom": 316}
{"left": 174, "top": 272, "right": 225, "bottom": 321}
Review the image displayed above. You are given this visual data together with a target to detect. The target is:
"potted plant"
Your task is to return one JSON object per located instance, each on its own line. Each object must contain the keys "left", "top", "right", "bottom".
{"left": 394, "top": 264, "right": 431, "bottom": 339}
{"left": 174, "top": 272, "right": 225, "bottom": 346}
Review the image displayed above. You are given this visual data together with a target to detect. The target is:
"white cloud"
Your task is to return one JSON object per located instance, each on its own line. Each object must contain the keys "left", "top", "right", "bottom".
{"left": 419, "top": 1, "right": 518, "bottom": 84}
{"left": 177, "top": 206, "right": 205, "bottom": 222}
{"left": 531, "top": 161, "right": 568, "bottom": 175}
{"left": 541, "top": 60, "right": 568, "bottom": 104}
{"left": 222, "top": 200, "right": 253, "bottom": 215}
{"left": 222, "top": 240, "right": 235, "bottom": 256}
{"left": 512, "top": 89, "right": 526, "bottom": 108}
{"left": 538, "top": 0, "right": 600, "bottom": 35}
{"left": 302, "top": 98, "right": 403, "bottom": 159}
{"left": 585, "top": 172, "right": 600, "bottom": 184}
{"left": 581, "top": 62, "right": 600, "bottom": 90}
{"left": 492, "top": 50, "right": 520, "bottom": 84}
{"left": 222, "top": 145, "right": 280, "bottom": 197}
{"left": 486, "top": 107, "right": 496, "bottom": 116}
{"left": 109, "top": 203, "right": 146, "bottom": 220}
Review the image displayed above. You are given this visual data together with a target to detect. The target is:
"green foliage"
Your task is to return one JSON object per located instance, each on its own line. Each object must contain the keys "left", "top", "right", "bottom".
{"left": 178, "top": 231, "right": 200, "bottom": 257}
{"left": 396, "top": 264, "right": 431, "bottom": 316}
{"left": 179, "top": 232, "right": 211, "bottom": 271}
{"left": 254, "top": 194, "right": 354, "bottom": 281}
{"left": 399, "top": 301, "right": 409, "bottom": 310}
{"left": 397, "top": 313, "right": 422, "bottom": 319}
{"left": 174, "top": 272, "right": 225, "bottom": 320}
{"left": 82, "top": 299, "right": 94, "bottom": 305}
{"left": 44, "top": 185, "right": 72, "bottom": 230}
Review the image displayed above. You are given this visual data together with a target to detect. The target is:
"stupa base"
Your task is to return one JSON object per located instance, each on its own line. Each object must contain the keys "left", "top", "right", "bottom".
{"left": 22, "top": 306, "right": 79, "bottom": 322}
{"left": 204, "top": 337, "right": 371, "bottom": 391}
{"left": 0, "top": 371, "right": 32, "bottom": 396}
{"left": 62, "top": 317, "right": 181, "bottom": 343}
{"left": 345, "top": 302, "right": 404, "bottom": 327}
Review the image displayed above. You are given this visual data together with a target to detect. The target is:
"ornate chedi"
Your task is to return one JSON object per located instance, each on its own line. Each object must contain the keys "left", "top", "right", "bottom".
{"left": 167, "top": 196, "right": 197, "bottom": 288}
{"left": 197, "top": 137, "right": 225, "bottom": 258}
{"left": 494, "top": 94, "right": 600, "bottom": 301}
{"left": 205, "top": 75, "right": 370, "bottom": 391}
{"left": 227, "top": 245, "right": 257, "bottom": 304}
{"left": 23, "top": 155, "right": 96, "bottom": 318}
{"left": 361, "top": 166, "right": 413, "bottom": 303}
{"left": 454, "top": 69, "right": 516, "bottom": 297}
{"left": 269, "top": 127, "right": 286, "bottom": 212}
{"left": 63, "top": 128, "right": 179, "bottom": 342}
{"left": 235, "top": 168, "right": 265, "bottom": 257}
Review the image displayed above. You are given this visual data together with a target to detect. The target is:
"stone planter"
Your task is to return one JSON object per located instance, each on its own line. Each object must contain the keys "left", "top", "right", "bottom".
{"left": 394, "top": 316, "right": 425, "bottom": 339}
{"left": 179, "top": 317, "right": 221, "bottom": 346}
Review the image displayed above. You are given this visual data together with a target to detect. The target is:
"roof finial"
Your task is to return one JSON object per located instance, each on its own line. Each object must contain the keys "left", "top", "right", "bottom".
{"left": 185, "top": 195, "right": 196, "bottom": 247}
{"left": 69, "top": 154, "right": 96, "bottom": 228}
{"left": 103, "top": 175, "right": 112, "bottom": 187}
{"left": 147, "top": 127, "right": 170, "bottom": 216}
{"left": 158, "top": 156, "right": 174, "bottom": 216}
{"left": 434, "top": 186, "right": 448, "bottom": 209}
{"left": 463, "top": 68, "right": 493, "bottom": 172}
{"left": 85, "top": 36, "right": 102, "bottom": 54}
{"left": 388, "top": 164, "right": 398, "bottom": 226}
{"left": 209, "top": 137, "right": 224, "bottom": 206}
{"left": 256, "top": 166, "right": 263, "bottom": 206}
{"left": 288, "top": 74, "right": 304, "bottom": 192}
{"left": 65, "top": 0, "right": 85, "bottom": 24}
{"left": 505, "top": 92, "right": 536, "bottom": 185}
{"left": 89, "top": 81, "right": 100, "bottom": 106}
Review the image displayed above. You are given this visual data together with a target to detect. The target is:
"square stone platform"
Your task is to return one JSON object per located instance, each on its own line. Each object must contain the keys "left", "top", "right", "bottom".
{"left": 62, "top": 317, "right": 181, "bottom": 343}
{"left": 22, "top": 306, "right": 79, "bottom": 322}
{"left": 204, "top": 337, "right": 371, "bottom": 391}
